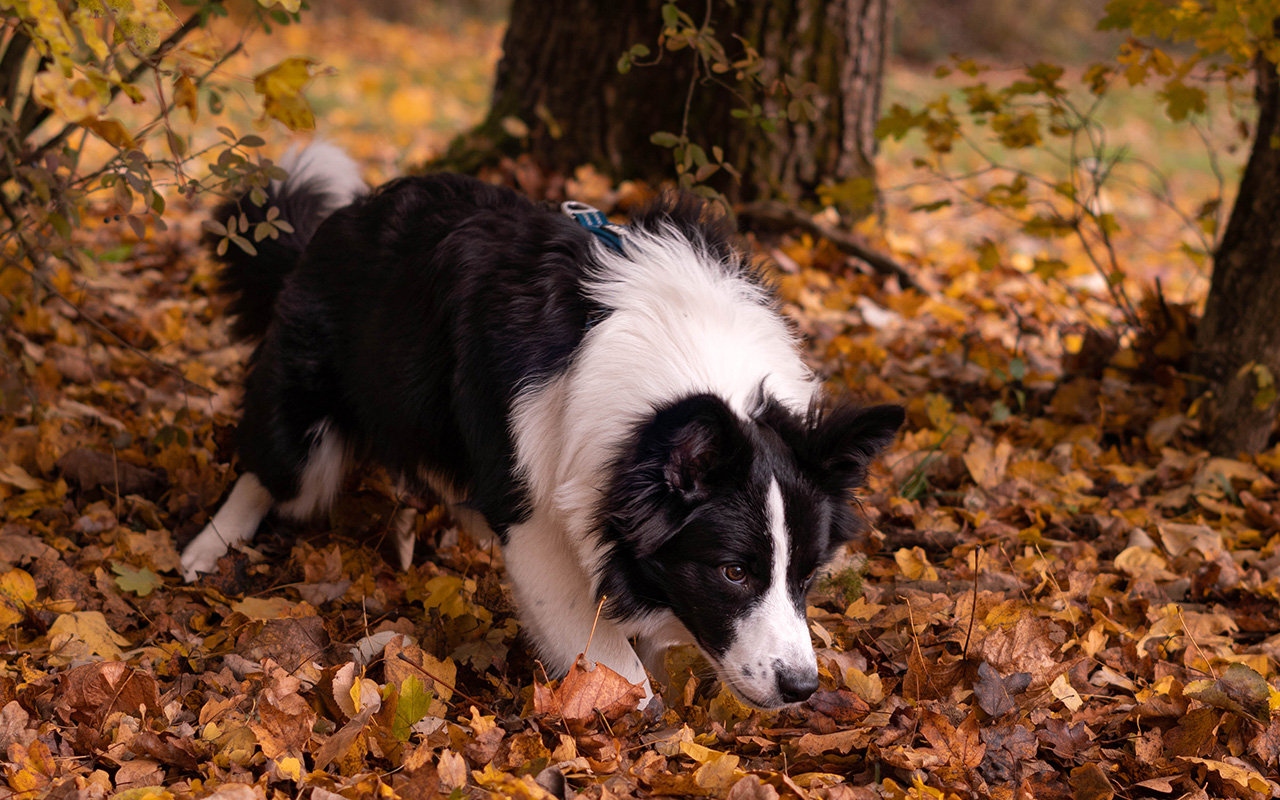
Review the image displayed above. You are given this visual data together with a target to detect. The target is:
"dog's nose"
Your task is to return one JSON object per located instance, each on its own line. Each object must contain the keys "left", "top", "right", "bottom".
{"left": 777, "top": 668, "right": 819, "bottom": 704}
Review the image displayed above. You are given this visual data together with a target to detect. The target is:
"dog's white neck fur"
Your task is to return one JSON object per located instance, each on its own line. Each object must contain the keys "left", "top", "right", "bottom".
{"left": 512, "top": 227, "right": 817, "bottom": 575}
{"left": 505, "top": 229, "right": 819, "bottom": 693}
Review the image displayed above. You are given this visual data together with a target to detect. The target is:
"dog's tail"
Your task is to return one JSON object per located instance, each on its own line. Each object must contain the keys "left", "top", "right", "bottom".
{"left": 209, "top": 142, "right": 366, "bottom": 341}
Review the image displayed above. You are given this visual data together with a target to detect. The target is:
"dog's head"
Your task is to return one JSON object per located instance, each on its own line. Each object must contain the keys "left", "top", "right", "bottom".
{"left": 601, "top": 393, "right": 904, "bottom": 709}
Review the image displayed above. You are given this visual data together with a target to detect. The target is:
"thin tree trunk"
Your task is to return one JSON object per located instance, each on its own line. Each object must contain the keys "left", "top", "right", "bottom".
{"left": 461, "top": 0, "right": 888, "bottom": 205}
{"left": 1193, "top": 46, "right": 1280, "bottom": 455}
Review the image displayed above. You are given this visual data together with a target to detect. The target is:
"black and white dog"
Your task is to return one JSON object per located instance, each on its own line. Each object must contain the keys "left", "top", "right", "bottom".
{"left": 181, "top": 144, "right": 903, "bottom": 709}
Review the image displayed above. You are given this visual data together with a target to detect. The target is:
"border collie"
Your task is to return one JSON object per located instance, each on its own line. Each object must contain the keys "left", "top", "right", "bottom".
{"left": 181, "top": 143, "right": 903, "bottom": 709}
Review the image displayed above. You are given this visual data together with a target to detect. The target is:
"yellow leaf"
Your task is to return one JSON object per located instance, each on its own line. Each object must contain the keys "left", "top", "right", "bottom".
{"left": 231, "top": 596, "right": 298, "bottom": 620}
{"left": 32, "top": 73, "right": 107, "bottom": 121}
{"left": 258, "top": 0, "right": 301, "bottom": 12}
{"left": 253, "top": 57, "right": 322, "bottom": 131}
{"left": 472, "top": 763, "right": 556, "bottom": 799}
{"left": 1114, "top": 546, "right": 1178, "bottom": 582}
{"left": 173, "top": 74, "right": 197, "bottom": 122}
{"left": 1050, "top": 673, "right": 1083, "bottom": 712}
{"left": 47, "top": 611, "right": 129, "bottom": 664}
{"left": 1177, "top": 757, "right": 1275, "bottom": 793}
{"left": 964, "top": 437, "right": 1012, "bottom": 488}
{"left": 679, "top": 740, "right": 727, "bottom": 765}
{"left": 845, "top": 668, "right": 885, "bottom": 704}
{"left": 0, "top": 568, "right": 36, "bottom": 627}
{"left": 79, "top": 116, "right": 137, "bottom": 149}
{"left": 844, "top": 596, "right": 884, "bottom": 620}
{"left": 895, "top": 547, "right": 938, "bottom": 581}
{"left": 275, "top": 756, "right": 302, "bottom": 782}
{"left": 693, "top": 751, "right": 741, "bottom": 794}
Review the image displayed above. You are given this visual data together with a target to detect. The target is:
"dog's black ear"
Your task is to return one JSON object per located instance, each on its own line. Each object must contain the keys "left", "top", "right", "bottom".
{"left": 805, "top": 404, "right": 905, "bottom": 493}
{"left": 658, "top": 395, "right": 745, "bottom": 503}
{"left": 614, "top": 394, "right": 748, "bottom": 557}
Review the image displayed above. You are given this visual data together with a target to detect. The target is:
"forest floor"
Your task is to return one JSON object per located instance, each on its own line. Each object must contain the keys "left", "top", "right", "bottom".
{"left": 1, "top": 10, "right": 1278, "bottom": 800}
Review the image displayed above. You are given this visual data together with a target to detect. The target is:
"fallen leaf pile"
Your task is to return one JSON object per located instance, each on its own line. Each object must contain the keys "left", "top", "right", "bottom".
{"left": 1, "top": 9, "right": 1279, "bottom": 800}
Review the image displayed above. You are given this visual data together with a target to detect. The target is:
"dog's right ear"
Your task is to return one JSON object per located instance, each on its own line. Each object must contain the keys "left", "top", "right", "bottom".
{"left": 652, "top": 397, "right": 738, "bottom": 503}
{"left": 652, "top": 393, "right": 747, "bottom": 504}
{"left": 613, "top": 394, "right": 748, "bottom": 557}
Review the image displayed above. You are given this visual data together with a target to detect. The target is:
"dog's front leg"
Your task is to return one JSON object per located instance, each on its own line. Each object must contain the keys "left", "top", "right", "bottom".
{"left": 503, "top": 516, "right": 654, "bottom": 704}
{"left": 181, "top": 473, "right": 275, "bottom": 581}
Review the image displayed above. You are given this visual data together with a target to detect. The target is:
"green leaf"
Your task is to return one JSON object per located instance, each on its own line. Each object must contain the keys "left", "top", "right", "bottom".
{"left": 112, "top": 562, "right": 163, "bottom": 597}
{"left": 650, "top": 131, "right": 682, "bottom": 148}
{"left": 392, "top": 675, "right": 434, "bottom": 741}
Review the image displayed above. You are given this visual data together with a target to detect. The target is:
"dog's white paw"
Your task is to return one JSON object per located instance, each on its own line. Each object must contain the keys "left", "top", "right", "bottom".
{"left": 390, "top": 507, "right": 417, "bottom": 571}
{"left": 180, "top": 528, "right": 227, "bottom": 582}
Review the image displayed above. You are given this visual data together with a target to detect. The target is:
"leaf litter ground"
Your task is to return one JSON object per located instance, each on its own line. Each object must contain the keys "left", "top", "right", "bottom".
{"left": 1, "top": 11, "right": 1279, "bottom": 800}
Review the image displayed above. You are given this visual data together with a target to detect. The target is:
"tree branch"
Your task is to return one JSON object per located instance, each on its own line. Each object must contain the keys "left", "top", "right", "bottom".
{"left": 4, "top": 2, "right": 222, "bottom": 183}
{"left": 737, "top": 200, "right": 918, "bottom": 290}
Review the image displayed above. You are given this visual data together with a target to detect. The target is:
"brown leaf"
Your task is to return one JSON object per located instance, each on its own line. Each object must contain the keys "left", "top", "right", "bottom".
{"left": 56, "top": 448, "right": 164, "bottom": 495}
{"left": 114, "top": 757, "right": 163, "bottom": 790}
{"left": 979, "top": 720, "right": 1038, "bottom": 784}
{"left": 0, "top": 702, "right": 33, "bottom": 753}
{"left": 973, "top": 661, "right": 1031, "bottom": 717}
{"left": 920, "top": 709, "right": 985, "bottom": 769}
{"left": 978, "top": 615, "right": 1063, "bottom": 689}
{"left": 1163, "top": 707, "right": 1219, "bottom": 759}
{"left": 806, "top": 689, "right": 870, "bottom": 723}
{"left": 312, "top": 706, "right": 374, "bottom": 770}
{"left": 903, "top": 646, "right": 965, "bottom": 701}
{"left": 55, "top": 662, "right": 161, "bottom": 726}
{"left": 235, "top": 616, "right": 329, "bottom": 674}
{"left": 130, "top": 731, "right": 208, "bottom": 771}
{"left": 536, "top": 653, "right": 645, "bottom": 730}
{"left": 250, "top": 667, "right": 317, "bottom": 759}
{"left": 726, "top": 774, "right": 781, "bottom": 800}
{"left": 1036, "top": 719, "right": 1096, "bottom": 762}
{"left": 1068, "top": 763, "right": 1114, "bottom": 800}
{"left": 1249, "top": 718, "right": 1280, "bottom": 766}
{"left": 794, "top": 729, "right": 872, "bottom": 757}
{"left": 1184, "top": 663, "right": 1271, "bottom": 723}
{"left": 462, "top": 706, "right": 506, "bottom": 766}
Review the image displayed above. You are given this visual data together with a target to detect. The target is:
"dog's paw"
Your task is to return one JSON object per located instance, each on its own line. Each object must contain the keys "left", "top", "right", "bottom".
{"left": 179, "top": 530, "right": 226, "bottom": 582}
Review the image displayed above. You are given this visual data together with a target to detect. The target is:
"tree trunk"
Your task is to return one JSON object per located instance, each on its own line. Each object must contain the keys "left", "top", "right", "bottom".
{"left": 465, "top": 0, "right": 888, "bottom": 204}
{"left": 1193, "top": 48, "right": 1280, "bottom": 456}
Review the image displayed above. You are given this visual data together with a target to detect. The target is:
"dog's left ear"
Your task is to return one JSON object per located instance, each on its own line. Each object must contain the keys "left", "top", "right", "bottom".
{"left": 804, "top": 404, "right": 905, "bottom": 493}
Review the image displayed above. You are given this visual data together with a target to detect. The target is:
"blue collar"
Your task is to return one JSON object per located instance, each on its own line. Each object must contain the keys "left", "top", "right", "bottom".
{"left": 561, "top": 201, "right": 627, "bottom": 255}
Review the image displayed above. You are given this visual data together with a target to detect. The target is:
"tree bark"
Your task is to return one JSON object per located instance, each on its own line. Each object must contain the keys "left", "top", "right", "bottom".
{"left": 464, "top": 0, "right": 888, "bottom": 204}
{"left": 1193, "top": 47, "right": 1280, "bottom": 455}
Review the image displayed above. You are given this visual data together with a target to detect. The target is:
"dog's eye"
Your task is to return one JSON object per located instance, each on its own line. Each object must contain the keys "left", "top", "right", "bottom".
{"left": 803, "top": 569, "right": 818, "bottom": 587}
{"left": 721, "top": 564, "right": 748, "bottom": 584}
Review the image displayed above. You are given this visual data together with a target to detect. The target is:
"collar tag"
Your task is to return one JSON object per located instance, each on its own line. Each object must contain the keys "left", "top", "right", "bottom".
{"left": 561, "top": 201, "right": 627, "bottom": 254}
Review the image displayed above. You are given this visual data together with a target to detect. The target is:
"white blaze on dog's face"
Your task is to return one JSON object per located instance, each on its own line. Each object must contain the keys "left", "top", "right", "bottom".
{"left": 715, "top": 478, "right": 820, "bottom": 707}
{"left": 598, "top": 394, "right": 904, "bottom": 710}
